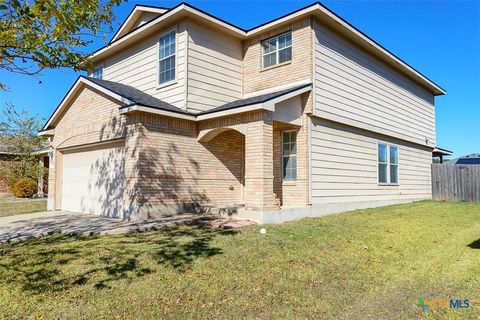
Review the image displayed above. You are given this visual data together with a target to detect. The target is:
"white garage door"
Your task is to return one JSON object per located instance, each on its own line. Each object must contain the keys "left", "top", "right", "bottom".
{"left": 61, "top": 142, "right": 125, "bottom": 218}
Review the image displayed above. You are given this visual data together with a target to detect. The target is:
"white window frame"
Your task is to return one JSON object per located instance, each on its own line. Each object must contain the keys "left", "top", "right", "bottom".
{"left": 377, "top": 142, "right": 399, "bottom": 185}
{"left": 282, "top": 130, "right": 297, "bottom": 181}
{"left": 157, "top": 28, "right": 177, "bottom": 88}
{"left": 91, "top": 65, "right": 103, "bottom": 79}
{"left": 262, "top": 32, "right": 292, "bottom": 69}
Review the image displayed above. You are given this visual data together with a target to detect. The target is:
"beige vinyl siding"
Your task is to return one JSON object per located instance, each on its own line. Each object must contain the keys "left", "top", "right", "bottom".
{"left": 310, "top": 118, "right": 432, "bottom": 204}
{"left": 313, "top": 20, "right": 436, "bottom": 147}
{"left": 103, "top": 21, "right": 187, "bottom": 109}
{"left": 186, "top": 20, "right": 242, "bottom": 113}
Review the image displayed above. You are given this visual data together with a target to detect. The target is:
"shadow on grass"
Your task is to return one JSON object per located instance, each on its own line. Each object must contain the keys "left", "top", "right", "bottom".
{"left": 0, "top": 224, "right": 237, "bottom": 293}
{"left": 467, "top": 239, "right": 480, "bottom": 249}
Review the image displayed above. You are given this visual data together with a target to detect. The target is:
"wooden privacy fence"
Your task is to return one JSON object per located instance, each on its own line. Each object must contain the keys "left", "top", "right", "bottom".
{"left": 432, "top": 164, "right": 480, "bottom": 202}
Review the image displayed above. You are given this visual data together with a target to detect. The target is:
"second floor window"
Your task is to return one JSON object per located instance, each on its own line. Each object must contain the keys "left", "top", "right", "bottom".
{"left": 92, "top": 67, "right": 103, "bottom": 79}
{"left": 159, "top": 30, "right": 176, "bottom": 84}
{"left": 378, "top": 143, "right": 399, "bottom": 184}
{"left": 262, "top": 32, "right": 292, "bottom": 68}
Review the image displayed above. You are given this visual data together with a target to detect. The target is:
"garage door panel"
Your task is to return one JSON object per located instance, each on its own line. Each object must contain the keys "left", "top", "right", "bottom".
{"left": 61, "top": 143, "right": 126, "bottom": 218}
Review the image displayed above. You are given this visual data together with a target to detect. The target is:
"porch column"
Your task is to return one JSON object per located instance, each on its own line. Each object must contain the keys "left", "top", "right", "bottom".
{"left": 37, "top": 156, "right": 44, "bottom": 196}
{"left": 244, "top": 111, "right": 276, "bottom": 211}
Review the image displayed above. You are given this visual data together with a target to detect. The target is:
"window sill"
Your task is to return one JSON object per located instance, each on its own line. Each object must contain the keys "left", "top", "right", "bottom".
{"left": 156, "top": 79, "right": 177, "bottom": 90}
{"left": 282, "top": 180, "right": 297, "bottom": 186}
{"left": 260, "top": 61, "right": 291, "bottom": 72}
{"left": 378, "top": 183, "right": 399, "bottom": 186}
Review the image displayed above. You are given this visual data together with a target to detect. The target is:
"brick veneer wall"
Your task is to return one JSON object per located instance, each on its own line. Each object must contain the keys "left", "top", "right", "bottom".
{"left": 47, "top": 86, "right": 309, "bottom": 216}
{"left": 47, "top": 87, "right": 127, "bottom": 209}
{"left": 272, "top": 93, "right": 311, "bottom": 208}
{"left": 129, "top": 112, "right": 245, "bottom": 215}
{"left": 243, "top": 18, "right": 313, "bottom": 94}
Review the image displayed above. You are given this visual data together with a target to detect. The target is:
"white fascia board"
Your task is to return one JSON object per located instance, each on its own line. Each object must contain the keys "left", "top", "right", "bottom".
{"left": 263, "top": 85, "right": 312, "bottom": 109}
{"left": 135, "top": 5, "right": 168, "bottom": 14}
{"left": 42, "top": 77, "right": 133, "bottom": 131}
{"left": 433, "top": 147, "right": 453, "bottom": 156}
{"left": 120, "top": 105, "right": 196, "bottom": 121}
{"left": 38, "top": 128, "right": 54, "bottom": 137}
{"left": 196, "top": 103, "right": 268, "bottom": 121}
{"left": 243, "top": 79, "right": 312, "bottom": 99}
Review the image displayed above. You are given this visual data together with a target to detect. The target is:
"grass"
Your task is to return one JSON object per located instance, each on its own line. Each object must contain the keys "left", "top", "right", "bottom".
{"left": 0, "top": 198, "right": 47, "bottom": 217}
{"left": 0, "top": 201, "right": 479, "bottom": 319}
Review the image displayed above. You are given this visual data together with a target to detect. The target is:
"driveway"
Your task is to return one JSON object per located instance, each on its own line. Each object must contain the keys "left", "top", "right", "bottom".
{"left": 0, "top": 211, "right": 201, "bottom": 243}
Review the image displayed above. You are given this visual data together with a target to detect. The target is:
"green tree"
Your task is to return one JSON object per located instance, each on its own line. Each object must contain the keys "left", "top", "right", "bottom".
{"left": 0, "top": 104, "right": 46, "bottom": 184}
{"left": 0, "top": 0, "right": 123, "bottom": 90}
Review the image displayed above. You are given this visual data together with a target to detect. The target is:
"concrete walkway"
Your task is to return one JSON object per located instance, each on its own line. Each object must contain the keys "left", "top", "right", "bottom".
{"left": 0, "top": 211, "right": 202, "bottom": 244}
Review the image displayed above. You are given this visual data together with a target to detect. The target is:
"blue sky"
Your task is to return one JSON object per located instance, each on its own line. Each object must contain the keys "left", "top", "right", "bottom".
{"left": 0, "top": 0, "right": 478, "bottom": 158}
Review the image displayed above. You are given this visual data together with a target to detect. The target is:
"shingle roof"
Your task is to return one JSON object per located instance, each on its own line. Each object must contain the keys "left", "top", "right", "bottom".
{"left": 87, "top": 76, "right": 311, "bottom": 118}
{"left": 197, "top": 84, "right": 312, "bottom": 115}
{"left": 84, "top": 76, "right": 189, "bottom": 115}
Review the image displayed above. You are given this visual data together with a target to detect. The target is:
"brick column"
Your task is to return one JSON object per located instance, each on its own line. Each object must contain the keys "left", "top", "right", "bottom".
{"left": 47, "top": 150, "right": 56, "bottom": 210}
{"left": 244, "top": 111, "right": 276, "bottom": 211}
{"left": 123, "top": 113, "right": 143, "bottom": 219}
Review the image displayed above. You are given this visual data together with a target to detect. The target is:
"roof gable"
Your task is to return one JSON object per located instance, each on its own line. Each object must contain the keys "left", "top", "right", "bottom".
{"left": 41, "top": 76, "right": 187, "bottom": 131}
{"left": 110, "top": 5, "right": 168, "bottom": 43}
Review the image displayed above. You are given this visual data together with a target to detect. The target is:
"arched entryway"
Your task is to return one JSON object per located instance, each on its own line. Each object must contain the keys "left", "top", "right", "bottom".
{"left": 199, "top": 128, "right": 246, "bottom": 208}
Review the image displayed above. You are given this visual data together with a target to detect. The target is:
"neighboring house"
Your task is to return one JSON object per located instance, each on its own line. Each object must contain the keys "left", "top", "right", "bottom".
{"left": 0, "top": 140, "right": 50, "bottom": 195}
{"left": 39, "top": 2, "right": 446, "bottom": 223}
{"left": 0, "top": 141, "right": 17, "bottom": 193}
{"left": 432, "top": 147, "right": 453, "bottom": 163}
{"left": 444, "top": 153, "right": 480, "bottom": 165}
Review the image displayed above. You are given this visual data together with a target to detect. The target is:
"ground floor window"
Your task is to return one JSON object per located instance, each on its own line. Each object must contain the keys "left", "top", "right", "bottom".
{"left": 378, "top": 143, "right": 398, "bottom": 184}
{"left": 282, "top": 130, "right": 297, "bottom": 181}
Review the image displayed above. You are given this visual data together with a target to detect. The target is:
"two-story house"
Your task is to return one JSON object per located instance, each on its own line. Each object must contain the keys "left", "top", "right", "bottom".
{"left": 39, "top": 2, "right": 445, "bottom": 223}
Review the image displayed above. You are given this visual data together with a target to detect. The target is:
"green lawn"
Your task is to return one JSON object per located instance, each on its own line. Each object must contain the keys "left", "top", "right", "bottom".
{"left": 0, "top": 201, "right": 479, "bottom": 319}
{"left": 0, "top": 198, "right": 47, "bottom": 217}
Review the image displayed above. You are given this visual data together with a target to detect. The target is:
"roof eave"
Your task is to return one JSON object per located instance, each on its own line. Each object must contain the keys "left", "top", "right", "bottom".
{"left": 433, "top": 147, "right": 453, "bottom": 156}
{"left": 119, "top": 104, "right": 196, "bottom": 121}
{"left": 306, "top": 3, "right": 445, "bottom": 96}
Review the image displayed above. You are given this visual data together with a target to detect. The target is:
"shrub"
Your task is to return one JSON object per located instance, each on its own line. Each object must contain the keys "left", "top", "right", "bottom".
{"left": 6, "top": 176, "right": 18, "bottom": 190}
{"left": 11, "top": 177, "right": 38, "bottom": 198}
